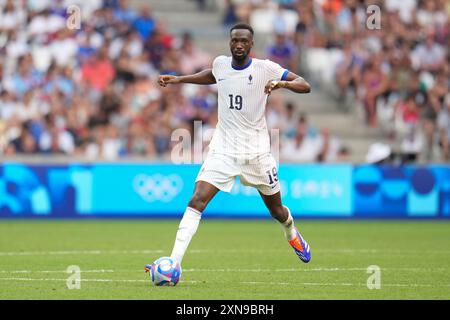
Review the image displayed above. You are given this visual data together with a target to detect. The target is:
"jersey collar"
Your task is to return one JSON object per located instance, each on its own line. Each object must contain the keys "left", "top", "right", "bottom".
{"left": 231, "top": 58, "right": 252, "bottom": 70}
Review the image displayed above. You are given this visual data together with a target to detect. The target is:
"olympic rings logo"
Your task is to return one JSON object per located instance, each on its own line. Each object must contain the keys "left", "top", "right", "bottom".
{"left": 133, "top": 174, "right": 183, "bottom": 202}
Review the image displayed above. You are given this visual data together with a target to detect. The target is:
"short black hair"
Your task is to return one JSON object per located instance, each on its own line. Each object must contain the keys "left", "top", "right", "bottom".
{"left": 230, "top": 23, "right": 254, "bottom": 36}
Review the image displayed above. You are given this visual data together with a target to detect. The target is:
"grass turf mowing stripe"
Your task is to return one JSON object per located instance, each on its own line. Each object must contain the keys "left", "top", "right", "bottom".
{"left": 1, "top": 220, "right": 449, "bottom": 299}
{"left": 2, "top": 249, "right": 450, "bottom": 256}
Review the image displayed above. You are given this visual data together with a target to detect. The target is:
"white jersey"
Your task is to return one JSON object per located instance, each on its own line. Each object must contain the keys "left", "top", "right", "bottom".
{"left": 209, "top": 55, "right": 288, "bottom": 158}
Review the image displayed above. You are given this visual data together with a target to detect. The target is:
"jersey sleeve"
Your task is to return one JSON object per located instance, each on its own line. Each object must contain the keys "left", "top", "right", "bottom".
{"left": 212, "top": 55, "right": 226, "bottom": 79}
{"left": 264, "top": 59, "right": 289, "bottom": 81}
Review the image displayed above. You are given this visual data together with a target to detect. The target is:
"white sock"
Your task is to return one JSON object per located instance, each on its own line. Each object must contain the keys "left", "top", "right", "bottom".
{"left": 280, "top": 206, "right": 297, "bottom": 241}
{"left": 170, "top": 207, "right": 202, "bottom": 264}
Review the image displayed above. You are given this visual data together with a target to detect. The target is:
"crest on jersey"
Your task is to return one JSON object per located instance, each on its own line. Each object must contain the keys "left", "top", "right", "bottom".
{"left": 248, "top": 74, "right": 253, "bottom": 85}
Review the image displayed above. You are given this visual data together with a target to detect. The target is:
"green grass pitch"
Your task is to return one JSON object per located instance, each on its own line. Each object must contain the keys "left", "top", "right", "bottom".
{"left": 0, "top": 220, "right": 449, "bottom": 299}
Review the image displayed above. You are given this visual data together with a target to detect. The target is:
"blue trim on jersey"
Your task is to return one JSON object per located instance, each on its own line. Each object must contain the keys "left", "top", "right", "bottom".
{"left": 281, "top": 70, "right": 289, "bottom": 80}
{"left": 231, "top": 58, "right": 252, "bottom": 70}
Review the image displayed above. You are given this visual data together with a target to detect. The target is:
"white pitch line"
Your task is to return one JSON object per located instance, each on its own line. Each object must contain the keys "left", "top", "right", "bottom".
{"left": 0, "top": 267, "right": 446, "bottom": 274}
{"left": 182, "top": 267, "right": 448, "bottom": 272}
{"left": 310, "top": 249, "right": 450, "bottom": 254}
{"left": 0, "top": 277, "right": 448, "bottom": 288}
{"left": 242, "top": 281, "right": 450, "bottom": 288}
{"left": 0, "top": 278, "right": 146, "bottom": 283}
{"left": 0, "top": 270, "right": 114, "bottom": 274}
{"left": 0, "top": 278, "right": 199, "bottom": 284}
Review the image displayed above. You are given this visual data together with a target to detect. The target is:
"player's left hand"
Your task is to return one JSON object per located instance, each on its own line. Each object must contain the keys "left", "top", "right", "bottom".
{"left": 158, "top": 75, "right": 180, "bottom": 87}
{"left": 264, "top": 80, "right": 284, "bottom": 95}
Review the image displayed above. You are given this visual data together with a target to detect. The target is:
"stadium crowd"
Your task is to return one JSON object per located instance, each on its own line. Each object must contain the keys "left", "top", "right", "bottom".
{"left": 0, "top": 0, "right": 216, "bottom": 160}
{"left": 0, "top": 0, "right": 343, "bottom": 163}
{"left": 1, "top": 0, "right": 448, "bottom": 162}
{"left": 223, "top": 0, "right": 449, "bottom": 162}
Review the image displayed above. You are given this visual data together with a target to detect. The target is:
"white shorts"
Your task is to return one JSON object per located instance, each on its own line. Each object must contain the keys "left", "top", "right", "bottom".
{"left": 195, "top": 152, "right": 280, "bottom": 195}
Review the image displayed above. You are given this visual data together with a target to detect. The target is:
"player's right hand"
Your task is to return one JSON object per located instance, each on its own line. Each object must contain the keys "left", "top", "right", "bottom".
{"left": 158, "top": 75, "right": 180, "bottom": 87}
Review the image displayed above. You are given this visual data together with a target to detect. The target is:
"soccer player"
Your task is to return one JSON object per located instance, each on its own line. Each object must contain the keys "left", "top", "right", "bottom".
{"left": 158, "top": 23, "right": 311, "bottom": 268}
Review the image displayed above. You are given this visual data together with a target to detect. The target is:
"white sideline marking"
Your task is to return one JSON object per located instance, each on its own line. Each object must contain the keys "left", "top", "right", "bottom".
{"left": 0, "top": 270, "right": 114, "bottom": 274}
{"left": 242, "top": 281, "right": 450, "bottom": 288}
{"left": 0, "top": 278, "right": 198, "bottom": 284}
{"left": 2, "top": 248, "right": 450, "bottom": 256}
{"left": 0, "top": 267, "right": 446, "bottom": 274}
{"left": 182, "top": 267, "right": 448, "bottom": 272}
{"left": 0, "top": 277, "right": 448, "bottom": 288}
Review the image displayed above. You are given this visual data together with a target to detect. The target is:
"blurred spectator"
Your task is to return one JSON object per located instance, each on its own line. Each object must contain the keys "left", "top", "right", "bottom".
{"left": 27, "top": 8, "right": 65, "bottom": 37}
{"left": 438, "top": 94, "right": 450, "bottom": 161}
{"left": 0, "top": 0, "right": 26, "bottom": 32}
{"left": 81, "top": 48, "right": 115, "bottom": 93}
{"left": 39, "top": 114, "right": 75, "bottom": 154}
{"left": 100, "top": 123, "right": 122, "bottom": 159}
{"left": 49, "top": 29, "right": 78, "bottom": 67}
{"left": 280, "top": 114, "right": 344, "bottom": 162}
{"left": 281, "top": 115, "right": 320, "bottom": 162}
{"left": 361, "top": 56, "right": 388, "bottom": 127}
{"left": 411, "top": 33, "right": 446, "bottom": 72}
{"left": 266, "top": 32, "right": 298, "bottom": 71}
{"left": 385, "top": 0, "right": 417, "bottom": 24}
{"left": 113, "top": 0, "right": 137, "bottom": 24}
{"left": 132, "top": 4, "right": 156, "bottom": 41}
{"left": 394, "top": 94, "right": 423, "bottom": 162}
{"left": 335, "top": 43, "right": 364, "bottom": 107}
{"left": 145, "top": 21, "right": 174, "bottom": 71}
{"left": 190, "top": 86, "right": 217, "bottom": 121}
{"left": 222, "top": 0, "right": 239, "bottom": 27}
{"left": 178, "top": 32, "right": 212, "bottom": 75}
{"left": 7, "top": 122, "right": 38, "bottom": 154}
{"left": 317, "top": 128, "right": 346, "bottom": 163}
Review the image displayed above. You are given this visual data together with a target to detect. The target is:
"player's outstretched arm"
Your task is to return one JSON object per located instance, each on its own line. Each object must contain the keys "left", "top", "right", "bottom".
{"left": 265, "top": 71, "right": 311, "bottom": 95}
{"left": 158, "top": 69, "right": 216, "bottom": 87}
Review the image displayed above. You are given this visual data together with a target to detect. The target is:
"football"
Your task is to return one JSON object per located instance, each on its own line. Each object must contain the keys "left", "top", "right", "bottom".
{"left": 145, "top": 257, "right": 181, "bottom": 286}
